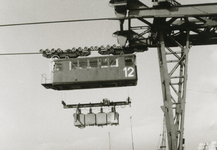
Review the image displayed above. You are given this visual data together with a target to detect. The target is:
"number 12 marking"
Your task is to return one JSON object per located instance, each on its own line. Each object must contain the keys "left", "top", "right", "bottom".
{"left": 123, "top": 67, "right": 134, "bottom": 77}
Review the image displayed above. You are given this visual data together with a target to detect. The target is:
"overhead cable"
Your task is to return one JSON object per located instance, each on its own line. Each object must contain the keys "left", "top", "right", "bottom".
{"left": 0, "top": 17, "right": 122, "bottom": 28}
{"left": 0, "top": 52, "right": 40, "bottom": 56}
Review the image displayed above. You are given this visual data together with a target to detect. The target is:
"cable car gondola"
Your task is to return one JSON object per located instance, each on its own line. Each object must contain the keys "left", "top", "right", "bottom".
{"left": 41, "top": 54, "right": 137, "bottom": 90}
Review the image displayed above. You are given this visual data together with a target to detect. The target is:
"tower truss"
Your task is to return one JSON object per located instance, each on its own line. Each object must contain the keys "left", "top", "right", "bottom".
{"left": 109, "top": 1, "right": 217, "bottom": 150}
{"left": 157, "top": 26, "right": 189, "bottom": 150}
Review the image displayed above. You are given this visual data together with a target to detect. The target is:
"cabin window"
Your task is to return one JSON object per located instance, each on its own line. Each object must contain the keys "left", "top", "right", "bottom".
{"left": 100, "top": 58, "right": 109, "bottom": 68}
{"left": 109, "top": 58, "right": 118, "bottom": 67}
{"left": 70, "top": 60, "right": 78, "bottom": 70}
{"left": 79, "top": 59, "right": 87, "bottom": 69}
{"left": 54, "top": 62, "right": 63, "bottom": 71}
{"left": 125, "top": 57, "right": 134, "bottom": 66}
{"left": 89, "top": 59, "right": 98, "bottom": 68}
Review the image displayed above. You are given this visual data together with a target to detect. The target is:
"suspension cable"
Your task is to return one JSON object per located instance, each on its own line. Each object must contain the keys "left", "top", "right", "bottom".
{"left": 0, "top": 17, "right": 122, "bottom": 28}
{"left": 0, "top": 52, "right": 40, "bottom": 56}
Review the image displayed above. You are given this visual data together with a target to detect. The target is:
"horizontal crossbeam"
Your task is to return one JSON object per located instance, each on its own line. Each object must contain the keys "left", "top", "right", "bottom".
{"left": 129, "top": 3, "right": 217, "bottom": 18}
{"left": 62, "top": 97, "right": 131, "bottom": 109}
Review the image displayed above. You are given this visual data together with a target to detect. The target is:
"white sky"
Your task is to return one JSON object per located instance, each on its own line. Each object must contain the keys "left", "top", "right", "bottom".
{"left": 0, "top": 0, "right": 217, "bottom": 150}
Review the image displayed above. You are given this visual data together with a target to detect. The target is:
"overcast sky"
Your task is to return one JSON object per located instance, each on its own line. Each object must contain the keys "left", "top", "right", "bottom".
{"left": 0, "top": 0, "right": 217, "bottom": 150}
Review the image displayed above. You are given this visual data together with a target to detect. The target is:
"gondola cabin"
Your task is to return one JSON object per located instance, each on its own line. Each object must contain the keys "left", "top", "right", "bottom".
{"left": 42, "top": 54, "right": 137, "bottom": 90}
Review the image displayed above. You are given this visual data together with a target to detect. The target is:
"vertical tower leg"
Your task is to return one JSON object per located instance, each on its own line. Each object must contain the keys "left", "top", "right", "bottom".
{"left": 158, "top": 30, "right": 177, "bottom": 150}
{"left": 160, "top": 116, "right": 167, "bottom": 150}
{"left": 157, "top": 30, "right": 190, "bottom": 150}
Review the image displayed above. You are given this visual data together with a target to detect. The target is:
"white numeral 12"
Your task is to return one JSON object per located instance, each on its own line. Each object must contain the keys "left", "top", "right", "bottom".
{"left": 123, "top": 67, "right": 134, "bottom": 77}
